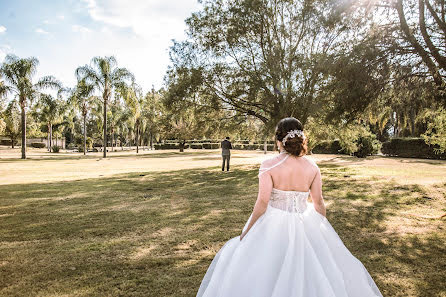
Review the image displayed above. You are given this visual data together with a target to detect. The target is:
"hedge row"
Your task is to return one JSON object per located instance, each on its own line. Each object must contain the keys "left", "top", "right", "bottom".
{"left": 31, "top": 142, "right": 46, "bottom": 148}
{"left": 382, "top": 138, "right": 446, "bottom": 160}
{"left": 154, "top": 142, "right": 275, "bottom": 151}
{"left": 0, "top": 139, "right": 18, "bottom": 146}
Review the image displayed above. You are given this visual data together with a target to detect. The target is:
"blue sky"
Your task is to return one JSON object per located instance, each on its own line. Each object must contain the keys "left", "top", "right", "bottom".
{"left": 0, "top": 0, "right": 201, "bottom": 92}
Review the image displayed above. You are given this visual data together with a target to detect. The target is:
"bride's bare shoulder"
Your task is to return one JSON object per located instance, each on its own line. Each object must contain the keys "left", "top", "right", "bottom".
{"left": 303, "top": 156, "right": 319, "bottom": 169}
{"left": 260, "top": 154, "right": 285, "bottom": 168}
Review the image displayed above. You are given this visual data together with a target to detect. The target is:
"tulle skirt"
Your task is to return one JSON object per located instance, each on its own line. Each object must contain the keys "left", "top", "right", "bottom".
{"left": 197, "top": 204, "right": 382, "bottom": 297}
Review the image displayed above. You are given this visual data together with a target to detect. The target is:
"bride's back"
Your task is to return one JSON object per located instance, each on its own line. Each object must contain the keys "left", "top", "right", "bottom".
{"left": 261, "top": 154, "right": 318, "bottom": 192}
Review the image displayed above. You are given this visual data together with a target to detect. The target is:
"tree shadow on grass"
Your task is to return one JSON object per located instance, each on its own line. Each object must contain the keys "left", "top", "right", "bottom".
{"left": 0, "top": 164, "right": 444, "bottom": 296}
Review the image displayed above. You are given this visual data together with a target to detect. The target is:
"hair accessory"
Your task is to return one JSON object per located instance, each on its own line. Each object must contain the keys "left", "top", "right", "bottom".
{"left": 282, "top": 130, "right": 305, "bottom": 146}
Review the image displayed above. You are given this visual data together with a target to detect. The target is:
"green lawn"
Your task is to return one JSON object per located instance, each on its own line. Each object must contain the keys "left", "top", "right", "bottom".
{"left": 0, "top": 152, "right": 445, "bottom": 296}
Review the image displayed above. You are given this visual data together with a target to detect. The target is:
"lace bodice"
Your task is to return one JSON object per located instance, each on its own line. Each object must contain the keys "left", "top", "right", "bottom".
{"left": 269, "top": 188, "right": 309, "bottom": 213}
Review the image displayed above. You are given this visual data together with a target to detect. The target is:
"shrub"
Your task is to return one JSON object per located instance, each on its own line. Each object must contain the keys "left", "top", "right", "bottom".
{"left": 66, "top": 143, "right": 76, "bottom": 150}
{"left": 52, "top": 145, "right": 60, "bottom": 153}
{"left": 190, "top": 144, "right": 203, "bottom": 149}
{"left": 312, "top": 140, "right": 345, "bottom": 154}
{"left": 86, "top": 138, "right": 93, "bottom": 149}
{"left": 1, "top": 139, "right": 18, "bottom": 146}
{"left": 202, "top": 143, "right": 220, "bottom": 149}
{"left": 354, "top": 135, "right": 380, "bottom": 158}
{"left": 31, "top": 142, "right": 46, "bottom": 148}
{"left": 382, "top": 138, "right": 446, "bottom": 160}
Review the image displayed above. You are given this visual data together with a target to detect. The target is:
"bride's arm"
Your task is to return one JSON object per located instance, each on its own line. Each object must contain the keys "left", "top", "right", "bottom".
{"left": 240, "top": 172, "right": 273, "bottom": 241}
{"left": 310, "top": 167, "right": 326, "bottom": 217}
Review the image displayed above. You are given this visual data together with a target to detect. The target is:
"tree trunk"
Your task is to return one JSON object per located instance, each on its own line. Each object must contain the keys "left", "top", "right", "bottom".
{"left": 179, "top": 140, "right": 185, "bottom": 152}
{"left": 111, "top": 128, "right": 114, "bottom": 152}
{"left": 49, "top": 123, "right": 53, "bottom": 152}
{"left": 264, "top": 140, "right": 267, "bottom": 154}
{"left": 83, "top": 114, "right": 87, "bottom": 155}
{"left": 11, "top": 135, "right": 15, "bottom": 148}
{"left": 150, "top": 132, "right": 153, "bottom": 150}
{"left": 103, "top": 98, "right": 107, "bottom": 158}
{"left": 47, "top": 125, "right": 50, "bottom": 152}
{"left": 136, "top": 122, "right": 139, "bottom": 154}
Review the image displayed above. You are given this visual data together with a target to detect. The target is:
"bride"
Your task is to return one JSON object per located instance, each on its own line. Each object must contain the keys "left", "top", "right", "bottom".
{"left": 197, "top": 117, "right": 383, "bottom": 297}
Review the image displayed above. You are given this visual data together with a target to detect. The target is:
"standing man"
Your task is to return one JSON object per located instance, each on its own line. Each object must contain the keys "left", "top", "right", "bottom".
{"left": 221, "top": 136, "right": 232, "bottom": 171}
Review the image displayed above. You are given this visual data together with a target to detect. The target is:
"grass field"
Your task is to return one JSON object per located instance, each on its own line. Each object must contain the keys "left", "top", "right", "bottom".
{"left": 0, "top": 148, "right": 445, "bottom": 296}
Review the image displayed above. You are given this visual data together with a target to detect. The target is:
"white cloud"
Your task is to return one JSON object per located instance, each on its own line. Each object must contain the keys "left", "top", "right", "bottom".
{"left": 43, "top": 20, "right": 50, "bottom": 24}
{"left": 82, "top": 0, "right": 200, "bottom": 38}
{"left": 72, "top": 25, "right": 91, "bottom": 34}
{"left": 75, "top": 0, "right": 201, "bottom": 90}
{"left": 0, "top": 26, "right": 6, "bottom": 34}
{"left": 35, "top": 28, "right": 50, "bottom": 35}
{"left": 57, "top": 15, "right": 65, "bottom": 20}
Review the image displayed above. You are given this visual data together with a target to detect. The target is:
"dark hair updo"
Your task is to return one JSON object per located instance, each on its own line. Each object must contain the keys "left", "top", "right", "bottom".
{"left": 275, "top": 117, "right": 307, "bottom": 156}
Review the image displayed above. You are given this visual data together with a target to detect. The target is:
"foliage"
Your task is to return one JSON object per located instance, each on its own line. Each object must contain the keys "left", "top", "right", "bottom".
{"left": 312, "top": 140, "right": 346, "bottom": 154}
{"left": 33, "top": 94, "right": 66, "bottom": 152}
{"left": 2, "top": 100, "right": 21, "bottom": 148}
{"left": 166, "top": 0, "right": 389, "bottom": 136}
{"left": 76, "top": 56, "right": 134, "bottom": 157}
{"left": 421, "top": 107, "right": 446, "bottom": 153}
{"left": 51, "top": 145, "right": 60, "bottom": 153}
{"left": 382, "top": 137, "right": 446, "bottom": 159}
{"left": 0, "top": 54, "right": 61, "bottom": 158}
{"left": 30, "top": 142, "right": 46, "bottom": 148}
{"left": 354, "top": 134, "right": 380, "bottom": 158}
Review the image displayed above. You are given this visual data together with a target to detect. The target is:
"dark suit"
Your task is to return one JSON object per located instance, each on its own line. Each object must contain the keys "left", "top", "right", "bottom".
{"left": 221, "top": 139, "right": 232, "bottom": 171}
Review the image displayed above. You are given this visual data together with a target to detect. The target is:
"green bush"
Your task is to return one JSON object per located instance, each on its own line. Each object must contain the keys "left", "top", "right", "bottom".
{"left": 312, "top": 140, "right": 345, "bottom": 154}
{"left": 31, "top": 142, "right": 46, "bottom": 148}
{"left": 354, "top": 135, "right": 380, "bottom": 158}
{"left": 0, "top": 139, "right": 18, "bottom": 146}
{"left": 52, "top": 145, "right": 60, "bottom": 153}
{"left": 202, "top": 143, "right": 220, "bottom": 149}
{"left": 382, "top": 138, "right": 446, "bottom": 160}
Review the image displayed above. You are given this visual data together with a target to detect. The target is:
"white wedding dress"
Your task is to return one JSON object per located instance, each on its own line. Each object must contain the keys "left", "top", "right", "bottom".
{"left": 197, "top": 154, "right": 383, "bottom": 297}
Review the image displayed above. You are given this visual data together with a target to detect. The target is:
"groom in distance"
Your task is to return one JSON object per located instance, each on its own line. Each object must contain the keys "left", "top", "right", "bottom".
{"left": 221, "top": 137, "right": 232, "bottom": 171}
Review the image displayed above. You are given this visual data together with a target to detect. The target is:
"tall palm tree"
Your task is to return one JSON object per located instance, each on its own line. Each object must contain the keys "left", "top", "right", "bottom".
{"left": 0, "top": 55, "right": 61, "bottom": 159}
{"left": 69, "top": 79, "right": 95, "bottom": 155}
{"left": 75, "top": 56, "right": 134, "bottom": 157}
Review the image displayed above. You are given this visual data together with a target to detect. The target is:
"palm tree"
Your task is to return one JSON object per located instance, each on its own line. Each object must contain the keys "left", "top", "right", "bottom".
{"left": 69, "top": 79, "right": 95, "bottom": 155}
{"left": 35, "top": 94, "right": 66, "bottom": 152}
{"left": 75, "top": 56, "right": 134, "bottom": 158}
{"left": 0, "top": 55, "right": 61, "bottom": 159}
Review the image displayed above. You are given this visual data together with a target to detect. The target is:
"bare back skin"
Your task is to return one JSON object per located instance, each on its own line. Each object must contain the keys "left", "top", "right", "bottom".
{"left": 240, "top": 150, "right": 326, "bottom": 241}
{"left": 268, "top": 156, "right": 318, "bottom": 192}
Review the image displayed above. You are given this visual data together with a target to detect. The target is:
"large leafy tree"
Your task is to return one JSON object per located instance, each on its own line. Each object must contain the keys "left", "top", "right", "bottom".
{"left": 0, "top": 55, "right": 61, "bottom": 158}
{"left": 75, "top": 56, "right": 134, "bottom": 157}
{"left": 69, "top": 79, "right": 96, "bottom": 155}
{"left": 166, "top": 0, "right": 385, "bottom": 135}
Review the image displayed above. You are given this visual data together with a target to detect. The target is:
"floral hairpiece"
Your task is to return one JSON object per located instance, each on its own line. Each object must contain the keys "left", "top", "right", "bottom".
{"left": 282, "top": 129, "right": 305, "bottom": 146}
